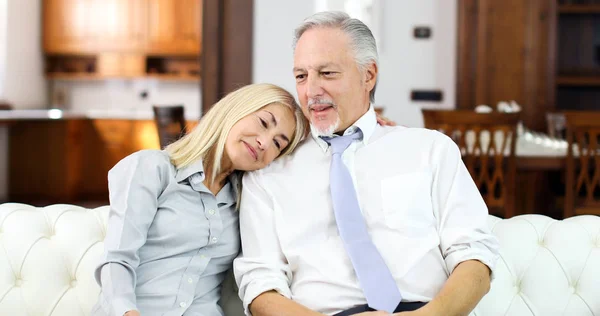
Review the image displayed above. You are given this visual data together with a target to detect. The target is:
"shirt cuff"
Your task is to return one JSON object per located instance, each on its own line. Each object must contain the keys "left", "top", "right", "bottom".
{"left": 444, "top": 243, "right": 499, "bottom": 281}
{"left": 241, "top": 277, "right": 292, "bottom": 316}
{"left": 110, "top": 297, "right": 137, "bottom": 316}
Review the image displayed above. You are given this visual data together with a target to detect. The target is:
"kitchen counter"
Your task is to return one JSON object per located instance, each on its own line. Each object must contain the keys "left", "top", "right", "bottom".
{"left": 0, "top": 109, "right": 201, "bottom": 121}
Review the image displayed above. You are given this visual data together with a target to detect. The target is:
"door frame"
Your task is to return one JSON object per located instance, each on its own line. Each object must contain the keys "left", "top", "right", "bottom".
{"left": 201, "top": 0, "right": 254, "bottom": 114}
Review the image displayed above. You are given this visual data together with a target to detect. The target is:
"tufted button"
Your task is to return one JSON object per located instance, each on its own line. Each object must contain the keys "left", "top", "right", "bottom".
{"left": 513, "top": 280, "right": 522, "bottom": 293}
{"left": 538, "top": 239, "right": 545, "bottom": 247}
{"left": 70, "top": 279, "right": 78, "bottom": 288}
{"left": 15, "top": 278, "right": 22, "bottom": 287}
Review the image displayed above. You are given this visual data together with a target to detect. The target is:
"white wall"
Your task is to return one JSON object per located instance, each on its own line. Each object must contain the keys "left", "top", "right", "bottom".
{"left": 252, "top": 0, "right": 313, "bottom": 96}
{"left": 0, "top": 0, "right": 8, "bottom": 202}
{"left": 252, "top": 0, "right": 457, "bottom": 128}
{"left": 0, "top": 0, "right": 48, "bottom": 201}
{"left": 52, "top": 80, "right": 202, "bottom": 119}
{"left": 3, "top": 0, "right": 46, "bottom": 109}
{"left": 0, "top": 0, "right": 6, "bottom": 98}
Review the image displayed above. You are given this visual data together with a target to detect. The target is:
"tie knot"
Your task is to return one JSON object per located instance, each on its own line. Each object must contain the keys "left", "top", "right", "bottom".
{"left": 322, "top": 130, "right": 363, "bottom": 154}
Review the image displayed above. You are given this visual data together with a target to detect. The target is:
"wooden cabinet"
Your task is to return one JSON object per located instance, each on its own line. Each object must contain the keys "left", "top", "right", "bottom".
{"left": 91, "top": 0, "right": 146, "bottom": 52}
{"left": 44, "top": 0, "right": 201, "bottom": 55}
{"left": 456, "top": 0, "right": 557, "bottom": 132}
{"left": 43, "top": 0, "right": 95, "bottom": 54}
{"left": 7, "top": 119, "right": 206, "bottom": 204}
{"left": 146, "top": 0, "right": 202, "bottom": 55}
{"left": 555, "top": 3, "right": 600, "bottom": 112}
{"left": 96, "top": 53, "right": 146, "bottom": 77}
{"left": 8, "top": 120, "right": 88, "bottom": 204}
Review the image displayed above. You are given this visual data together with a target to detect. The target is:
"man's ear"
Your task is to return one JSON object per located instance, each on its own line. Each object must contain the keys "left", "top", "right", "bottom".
{"left": 365, "top": 62, "right": 378, "bottom": 92}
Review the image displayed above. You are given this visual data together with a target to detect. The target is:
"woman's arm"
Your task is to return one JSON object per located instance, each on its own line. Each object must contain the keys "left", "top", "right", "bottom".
{"left": 95, "top": 151, "right": 167, "bottom": 316}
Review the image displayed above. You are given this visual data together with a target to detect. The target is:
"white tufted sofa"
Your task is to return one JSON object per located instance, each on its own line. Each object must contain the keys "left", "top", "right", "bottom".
{"left": 0, "top": 203, "right": 598, "bottom": 316}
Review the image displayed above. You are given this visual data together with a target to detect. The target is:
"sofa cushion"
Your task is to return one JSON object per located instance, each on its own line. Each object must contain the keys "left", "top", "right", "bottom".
{"left": 0, "top": 203, "right": 599, "bottom": 316}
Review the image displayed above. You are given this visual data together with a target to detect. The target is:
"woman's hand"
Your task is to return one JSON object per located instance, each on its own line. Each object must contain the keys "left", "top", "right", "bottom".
{"left": 375, "top": 113, "right": 397, "bottom": 126}
{"left": 124, "top": 310, "right": 141, "bottom": 316}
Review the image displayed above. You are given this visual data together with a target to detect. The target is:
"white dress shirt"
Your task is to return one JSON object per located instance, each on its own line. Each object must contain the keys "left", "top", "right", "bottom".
{"left": 234, "top": 106, "right": 500, "bottom": 315}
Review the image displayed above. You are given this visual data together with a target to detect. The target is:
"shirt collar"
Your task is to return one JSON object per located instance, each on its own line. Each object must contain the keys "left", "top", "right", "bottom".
{"left": 311, "top": 104, "right": 377, "bottom": 152}
{"left": 228, "top": 171, "right": 241, "bottom": 200}
{"left": 174, "top": 158, "right": 206, "bottom": 183}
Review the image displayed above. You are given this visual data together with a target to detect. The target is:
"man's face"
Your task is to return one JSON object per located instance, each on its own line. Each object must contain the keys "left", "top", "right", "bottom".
{"left": 293, "top": 27, "right": 377, "bottom": 136}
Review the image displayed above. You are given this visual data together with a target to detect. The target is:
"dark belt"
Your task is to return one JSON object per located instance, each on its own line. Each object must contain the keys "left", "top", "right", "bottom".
{"left": 333, "top": 302, "right": 427, "bottom": 316}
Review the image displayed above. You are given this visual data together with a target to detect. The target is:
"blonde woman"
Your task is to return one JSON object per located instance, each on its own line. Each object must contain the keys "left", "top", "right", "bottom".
{"left": 91, "top": 83, "right": 308, "bottom": 316}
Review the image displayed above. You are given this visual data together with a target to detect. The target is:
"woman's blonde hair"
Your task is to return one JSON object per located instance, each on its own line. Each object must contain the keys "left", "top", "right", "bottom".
{"left": 165, "top": 83, "right": 308, "bottom": 184}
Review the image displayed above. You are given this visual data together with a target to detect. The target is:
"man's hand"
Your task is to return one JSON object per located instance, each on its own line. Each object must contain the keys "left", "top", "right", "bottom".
{"left": 124, "top": 311, "right": 140, "bottom": 316}
{"left": 395, "top": 260, "right": 490, "bottom": 316}
{"left": 375, "top": 113, "right": 397, "bottom": 126}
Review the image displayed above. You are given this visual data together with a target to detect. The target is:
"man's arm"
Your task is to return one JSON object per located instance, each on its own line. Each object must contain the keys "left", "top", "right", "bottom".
{"left": 235, "top": 171, "right": 322, "bottom": 316}
{"left": 418, "top": 134, "right": 500, "bottom": 316}
{"left": 400, "top": 260, "right": 490, "bottom": 316}
{"left": 250, "top": 291, "right": 324, "bottom": 316}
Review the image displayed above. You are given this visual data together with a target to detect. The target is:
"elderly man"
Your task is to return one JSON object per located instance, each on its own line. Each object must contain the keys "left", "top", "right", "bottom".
{"left": 234, "top": 11, "right": 499, "bottom": 316}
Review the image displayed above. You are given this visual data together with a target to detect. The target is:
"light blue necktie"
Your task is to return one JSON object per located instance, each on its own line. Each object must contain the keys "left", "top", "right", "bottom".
{"left": 322, "top": 130, "right": 402, "bottom": 313}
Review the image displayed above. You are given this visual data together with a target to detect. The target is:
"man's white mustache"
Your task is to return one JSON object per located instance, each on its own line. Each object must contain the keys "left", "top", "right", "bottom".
{"left": 308, "top": 99, "right": 336, "bottom": 110}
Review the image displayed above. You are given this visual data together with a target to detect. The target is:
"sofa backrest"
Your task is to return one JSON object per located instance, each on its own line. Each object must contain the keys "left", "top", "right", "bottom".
{"left": 0, "top": 203, "right": 598, "bottom": 316}
{"left": 475, "top": 214, "right": 600, "bottom": 316}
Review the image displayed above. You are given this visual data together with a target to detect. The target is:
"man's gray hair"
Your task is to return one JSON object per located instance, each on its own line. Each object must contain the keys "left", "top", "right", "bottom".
{"left": 293, "top": 11, "right": 379, "bottom": 103}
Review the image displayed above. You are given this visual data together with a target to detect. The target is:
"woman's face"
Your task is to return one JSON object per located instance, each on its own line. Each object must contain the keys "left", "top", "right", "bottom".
{"left": 225, "top": 103, "right": 296, "bottom": 171}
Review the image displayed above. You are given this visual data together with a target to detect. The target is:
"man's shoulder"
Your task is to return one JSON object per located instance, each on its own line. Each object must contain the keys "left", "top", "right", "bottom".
{"left": 249, "top": 138, "right": 317, "bottom": 177}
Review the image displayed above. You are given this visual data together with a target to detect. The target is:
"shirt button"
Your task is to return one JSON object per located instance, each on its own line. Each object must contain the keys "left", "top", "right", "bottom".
{"left": 208, "top": 209, "right": 215, "bottom": 215}
{"left": 211, "top": 237, "right": 218, "bottom": 243}
{"left": 188, "top": 277, "right": 193, "bottom": 283}
{"left": 179, "top": 302, "right": 187, "bottom": 308}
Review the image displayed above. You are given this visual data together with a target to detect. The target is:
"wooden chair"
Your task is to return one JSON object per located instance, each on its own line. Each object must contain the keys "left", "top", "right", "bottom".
{"left": 422, "top": 110, "right": 520, "bottom": 218}
{"left": 0, "top": 101, "right": 12, "bottom": 110}
{"left": 563, "top": 111, "right": 600, "bottom": 218}
{"left": 152, "top": 105, "right": 187, "bottom": 149}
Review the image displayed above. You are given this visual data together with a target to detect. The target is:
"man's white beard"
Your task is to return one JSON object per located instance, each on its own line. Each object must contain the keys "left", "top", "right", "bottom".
{"left": 311, "top": 117, "right": 341, "bottom": 137}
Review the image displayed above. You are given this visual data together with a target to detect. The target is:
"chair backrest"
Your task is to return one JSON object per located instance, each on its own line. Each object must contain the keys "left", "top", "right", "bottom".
{"left": 422, "top": 110, "right": 520, "bottom": 218}
{"left": 563, "top": 111, "right": 600, "bottom": 218}
{"left": 0, "top": 101, "right": 12, "bottom": 110}
{"left": 152, "top": 105, "right": 187, "bottom": 149}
